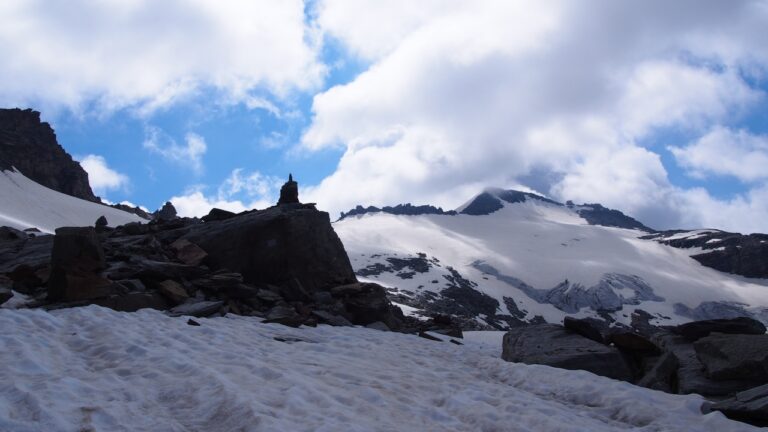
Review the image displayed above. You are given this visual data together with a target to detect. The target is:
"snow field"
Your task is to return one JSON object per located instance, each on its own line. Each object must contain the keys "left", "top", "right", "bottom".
{"left": 0, "top": 306, "right": 755, "bottom": 431}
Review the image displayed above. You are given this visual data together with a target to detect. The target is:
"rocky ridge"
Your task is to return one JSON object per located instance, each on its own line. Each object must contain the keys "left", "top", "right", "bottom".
{"left": 0, "top": 108, "right": 97, "bottom": 202}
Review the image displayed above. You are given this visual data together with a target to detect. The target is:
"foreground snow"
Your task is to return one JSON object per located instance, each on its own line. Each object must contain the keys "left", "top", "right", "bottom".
{"left": 0, "top": 307, "right": 753, "bottom": 431}
{"left": 0, "top": 169, "right": 144, "bottom": 233}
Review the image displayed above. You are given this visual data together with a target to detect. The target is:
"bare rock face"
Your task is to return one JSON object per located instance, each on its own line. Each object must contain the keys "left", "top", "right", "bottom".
{"left": 0, "top": 108, "right": 97, "bottom": 201}
{"left": 277, "top": 174, "right": 299, "bottom": 205}
{"left": 502, "top": 324, "right": 635, "bottom": 381}
{"left": 694, "top": 333, "right": 768, "bottom": 381}
{"left": 181, "top": 205, "right": 357, "bottom": 294}
{"left": 48, "top": 227, "right": 111, "bottom": 302}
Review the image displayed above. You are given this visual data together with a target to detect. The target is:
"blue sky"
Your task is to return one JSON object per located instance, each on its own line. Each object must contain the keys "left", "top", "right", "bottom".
{"left": 2, "top": 1, "right": 768, "bottom": 233}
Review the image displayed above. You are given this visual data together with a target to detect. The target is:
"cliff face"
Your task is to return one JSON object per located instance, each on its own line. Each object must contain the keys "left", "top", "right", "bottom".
{"left": 0, "top": 108, "right": 97, "bottom": 202}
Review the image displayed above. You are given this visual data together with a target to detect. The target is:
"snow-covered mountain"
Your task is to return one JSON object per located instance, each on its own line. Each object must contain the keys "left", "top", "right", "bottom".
{"left": 335, "top": 188, "right": 768, "bottom": 329}
{"left": 0, "top": 169, "right": 144, "bottom": 233}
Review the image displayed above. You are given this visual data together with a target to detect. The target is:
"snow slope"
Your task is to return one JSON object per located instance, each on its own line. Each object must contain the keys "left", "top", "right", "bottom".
{"left": 0, "top": 169, "right": 144, "bottom": 233}
{"left": 336, "top": 192, "right": 768, "bottom": 328}
{"left": 0, "top": 306, "right": 754, "bottom": 431}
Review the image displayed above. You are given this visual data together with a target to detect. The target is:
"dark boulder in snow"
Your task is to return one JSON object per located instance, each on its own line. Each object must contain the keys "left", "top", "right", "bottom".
{"left": 637, "top": 351, "right": 679, "bottom": 393}
{"left": 48, "top": 227, "right": 111, "bottom": 302}
{"left": 563, "top": 316, "right": 608, "bottom": 344}
{"left": 502, "top": 324, "right": 635, "bottom": 381}
{"left": 672, "top": 317, "right": 766, "bottom": 342}
{"left": 694, "top": 333, "right": 768, "bottom": 381}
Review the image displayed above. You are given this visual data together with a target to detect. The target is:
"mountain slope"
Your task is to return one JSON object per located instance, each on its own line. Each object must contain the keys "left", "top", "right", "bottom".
{"left": 0, "top": 169, "right": 144, "bottom": 233}
{"left": 335, "top": 189, "right": 768, "bottom": 329}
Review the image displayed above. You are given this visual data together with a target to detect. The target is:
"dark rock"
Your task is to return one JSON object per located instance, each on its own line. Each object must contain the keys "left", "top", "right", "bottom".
{"left": 335, "top": 282, "right": 404, "bottom": 329}
{"left": 134, "top": 259, "right": 207, "bottom": 280}
{"left": 0, "top": 280, "right": 12, "bottom": 304}
{"left": 8, "top": 264, "right": 45, "bottom": 294}
{"left": 156, "top": 202, "right": 178, "bottom": 221}
{"left": 0, "top": 108, "right": 97, "bottom": 201}
{"left": 563, "top": 316, "right": 607, "bottom": 343}
{"left": 0, "top": 226, "right": 26, "bottom": 242}
{"left": 694, "top": 333, "right": 768, "bottom": 381}
{"left": 256, "top": 288, "right": 284, "bottom": 304}
{"left": 450, "top": 339, "right": 463, "bottom": 345}
{"left": 95, "top": 216, "right": 108, "bottom": 228}
{"left": 277, "top": 174, "right": 299, "bottom": 205}
{"left": 705, "top": 383, "right": 768, "bottom": 427}
{"left": 187, "top": 319, "right": 201, "bottom": 326}
{"left": 576, "top": 203, "right": 653, "bottom": 232}
{"left": 95, "top": 292, "right": 168, "bottom": 312}
{"left": 312, "top": 310, "right": 353, "bottom": 327}
{"left": 157, "top": 280, "right": 189, "bottom": 304}
{"left": 637, "top": 351, "right": 679, "bottom": 393}
{"left": 502, "top": 324, "right": 635, "bottom": 381}
{"left": 169, "top": 301, "right": 224, "bottom": 317}
{"left": 653, "top": 332, "right": 755, "bottom": 396}
{"left": 431, "top": 327, "right": 463, "bottom": 339}
{"left": 263, "top": 305, "right": 304, "bottom": 327}
{"left": 607, "top": 331, "right": 660, "bottom": 355}
{"left": 48, "top": 227, "right": 110, "bottom": 301}
{"left": 338, "top": 204, "right": 456, "bottom": 221}
{"left": 673, "top": 317, "right": 766, "bottom": 342}
{"left": 116, "top": 279, "right": 146, "bottom": 292}
{"left": 201, "top": 208, "right": 236, "bottom": 222}
{"left": 169, "top": 238, "right": 208, "bottom": 266}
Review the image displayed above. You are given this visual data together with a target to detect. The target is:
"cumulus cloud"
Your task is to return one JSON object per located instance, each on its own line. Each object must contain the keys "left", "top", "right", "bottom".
{"left": 143, "top": 129, "right": 207, "bottom": 174}
{"left": 670, "top": 127, "right": 768, "bottom": 182}
{"left": 77, "top": 154, "right": 129, "bottom": 196}
{"left": 302, "top": 0, "right": 768, "bottom": 231}
{"left": 0, "top": 0, "right": 324, "bottom": 114}
{"left": 169, "top": 169, "right": 280, "bottom": 217}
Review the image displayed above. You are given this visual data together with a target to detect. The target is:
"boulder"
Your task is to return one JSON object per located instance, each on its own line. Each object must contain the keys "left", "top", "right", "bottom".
{"left": 653, "top": 332, "right": 755, "bottom": 396}
{"left": 502, "top": 324, "right": 635, "bottom": 381}
{"left": 672, "top": 317, "right": 766, "bottom": 342}
{"left": 157, "top": 280, "right": 189, "bottom": 304}
{"left": 169, "top": 238, "right": 208, "bottom": 266}
{"left": 366, "top": 321, "right": 391, "bottom": 331}
{"left": 563, "top": 316, "right": 607, "bottom": 343}
{"left": 181, "top": 205, "right": 357, "bottom": 293}
{"left": 0, "top": 226, "right": 26, "bottom": 242}
{"left": 48, "top": 227, "right": 110, "bottom": 302}
{"left": 705, "top": 383, "right": 768, "bottom": 427}
{"left": 8, "top": 264, "right": 45, "bottom": 294}
{"left": 0, "top": 278, "right": 12, "bottom": 304}
{"left": 264, "top": 305, "right": 304, "bottom": 327}
{"left": 694, "top": 333, "right": 768, "bottom": 381}
{"left": 335, "top": 282, "right": 404, "bottom": 329}
{"left": 95, "top": 215, "right": 108, "bottom": 229}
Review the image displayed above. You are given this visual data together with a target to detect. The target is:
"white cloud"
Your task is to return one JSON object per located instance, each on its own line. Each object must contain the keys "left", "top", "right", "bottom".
{"left": 303, "top": 0, "right": 768, "bottom": 231}
{"left": 169, "top": 169, "right": 280, "bottom": 217}
{"left": 143, "top": 129, "right": 207, "bottom": 174}
{"left": 0, "top": 0, "right": 325, "bottom": 114}
{"left": 670, "top": 127, "right": 768, "bottom": 182}
{"left": 77, "top": 154, "right": 129, "bottom": 196}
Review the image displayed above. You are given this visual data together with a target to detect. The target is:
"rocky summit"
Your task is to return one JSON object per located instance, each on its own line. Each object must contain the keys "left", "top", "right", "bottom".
{"left": 0, "top": 108, "right": 97, "bottom": 202}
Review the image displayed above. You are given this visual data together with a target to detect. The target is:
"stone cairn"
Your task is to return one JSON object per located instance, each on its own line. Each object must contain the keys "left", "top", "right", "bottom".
{"left": 277, "top": 174, "right": 300, "bottom": 205}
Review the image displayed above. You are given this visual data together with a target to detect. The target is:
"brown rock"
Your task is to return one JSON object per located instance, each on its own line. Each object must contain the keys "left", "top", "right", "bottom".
{"left": 169, "top": 238, "right": 208, "bottom": 266}
{"left": 157, "top": 280, "right": 189, "bottom": 304}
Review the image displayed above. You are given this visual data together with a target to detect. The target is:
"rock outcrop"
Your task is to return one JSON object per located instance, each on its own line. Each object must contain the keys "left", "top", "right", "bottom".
{"left": 0, "top": 108, "right": 97, "bottom": 202}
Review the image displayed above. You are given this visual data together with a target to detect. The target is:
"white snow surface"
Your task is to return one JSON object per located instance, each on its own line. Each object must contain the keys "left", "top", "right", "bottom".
{"left": 335, "top": 199, "right": 768, "bottom": 325}
{"left": 0, "top": 169, "right": 144, "bottom": 233}
{"left": 0, "top": 306, "right": 754, "bottom": 431}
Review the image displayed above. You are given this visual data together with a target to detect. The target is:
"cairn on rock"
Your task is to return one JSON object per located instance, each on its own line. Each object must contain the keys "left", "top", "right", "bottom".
{"left": 277, "top": 174, "right": 300, "bottom": 205}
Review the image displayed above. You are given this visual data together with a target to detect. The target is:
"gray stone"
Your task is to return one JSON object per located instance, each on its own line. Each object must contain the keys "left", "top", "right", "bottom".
{"left": 95, "top": 292, "right": 168, "bottom": 312}
{"left": 673, "top": 317, "right": 766, "bottom": 342}
{"left": 653, "top": 332, "right": 755, "bottom": 396}
{"left": 706, "top": 383, "right": 768, "bottom": 427}
{"left": 169, "top": 301, "right": 224, "bottom": 317}
{"left": 563, "top": 316, "right": 607, "bottom": 343}
{"left": 637, "top": 351, "right": 679, "bottom": 393}
{"left": 694, "top": 333, "right": 768, "bottom": 381}
{"left": 263, "top": 305, "right": 304, "bottom": 327}
{"left": 157, "top": 280, "right": 189, "bottom": 304}
{"left": 502, "top": 324, "right": 635, "bottom": 381}
{"left": 169, "top": 238, "right": 208, "bottom": 266}
{"left": 366, "top": 321, "right": 390, "bottom": 331}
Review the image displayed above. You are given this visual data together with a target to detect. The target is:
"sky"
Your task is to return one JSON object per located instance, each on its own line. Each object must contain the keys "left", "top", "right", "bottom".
{"left": 1, "top": 1, "right": 768, "bottom": 233}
